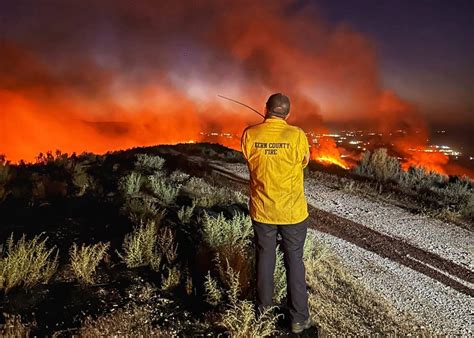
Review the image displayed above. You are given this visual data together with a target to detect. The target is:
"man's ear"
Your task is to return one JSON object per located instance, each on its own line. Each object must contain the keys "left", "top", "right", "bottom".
{"left": 285, "top": 112, "right": 291, "bottom": 120}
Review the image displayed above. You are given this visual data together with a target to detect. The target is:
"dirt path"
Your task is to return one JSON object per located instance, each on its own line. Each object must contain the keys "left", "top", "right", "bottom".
{"left": 210, "top": 162, "right": 473, "bottom": 335}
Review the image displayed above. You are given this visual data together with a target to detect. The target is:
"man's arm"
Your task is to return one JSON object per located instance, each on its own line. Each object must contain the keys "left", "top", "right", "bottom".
{"left": 241, "top": 129, "right": 249, "bottom": 161}
{"left": 302, "top": 149, "right": 310, "bottom": 168}
{"left": 300, "top": 130, "right": 310, "bottom": 168}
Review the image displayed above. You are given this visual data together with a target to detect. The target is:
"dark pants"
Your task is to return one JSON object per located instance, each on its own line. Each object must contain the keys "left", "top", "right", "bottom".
{"left": 253, "top": 218, "right": 310, "bottom": 323}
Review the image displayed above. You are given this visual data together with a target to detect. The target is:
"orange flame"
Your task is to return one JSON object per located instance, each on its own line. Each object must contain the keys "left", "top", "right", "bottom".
{"left": 402, "top": 148, "right": 449, "bottom": 174}
{"left": 310, "top": 136, "right": 349, "bottom": 169}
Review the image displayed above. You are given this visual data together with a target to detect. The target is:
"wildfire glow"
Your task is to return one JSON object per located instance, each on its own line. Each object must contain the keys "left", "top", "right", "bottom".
{"left": 402, "top": 148, "right": 449, "bottom": 174}
{"left": 310, "top": 136, "right": 350, "bottom": 169}
{"left": 0, "top": 1, "right": 470, "bottom": 178}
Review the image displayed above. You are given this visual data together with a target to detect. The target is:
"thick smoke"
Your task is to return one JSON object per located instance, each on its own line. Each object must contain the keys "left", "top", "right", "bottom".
{"left": 0, "top": 0, "right": 445, "bottom": 171}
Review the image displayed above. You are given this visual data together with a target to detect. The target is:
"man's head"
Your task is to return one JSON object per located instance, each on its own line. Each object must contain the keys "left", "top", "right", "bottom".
{"left": 266, "top": 93, "right": 290, "bottom": 119}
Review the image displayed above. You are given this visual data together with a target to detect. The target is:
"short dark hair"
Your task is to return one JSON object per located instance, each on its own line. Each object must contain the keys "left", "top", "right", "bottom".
{"left": 266, "top": 93, "right": 290, "bottom": 117}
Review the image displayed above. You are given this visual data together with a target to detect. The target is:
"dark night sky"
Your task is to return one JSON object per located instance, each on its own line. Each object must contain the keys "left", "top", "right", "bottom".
{"left": 1, "top": 0, "right": 472, "bottom": 121}
{"left": 311, "top": 0, "right": 474, "bottom": 122}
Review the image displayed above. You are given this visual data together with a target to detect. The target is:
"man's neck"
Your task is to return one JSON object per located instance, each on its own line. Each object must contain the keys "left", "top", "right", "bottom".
{"left": 266, "top": 115, "right": 286, "bottom": 120}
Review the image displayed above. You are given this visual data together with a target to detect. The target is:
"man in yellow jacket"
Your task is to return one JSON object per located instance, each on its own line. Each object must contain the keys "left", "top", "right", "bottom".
{"left": 241, "top": 93, "right": 312, "bottom": 334}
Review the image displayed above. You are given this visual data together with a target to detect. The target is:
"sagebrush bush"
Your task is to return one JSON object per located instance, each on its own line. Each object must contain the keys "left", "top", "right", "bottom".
{"left": 148, "top": 173, "right": 179, "bottom": 206}
{"left": 135, "top": 154, "right": 165, "bottom": 174}
{"left": 120, "top": 196, "right": 161, "bottom": 223}
{"left": 72, "top": 162, "right": 95, "bottom": 196}
{"left": 0, "top": 234, "right": 58, "bottom": 292}
{"left": 169, "top": 170, "right": 190, "bottom": 184}
{"left": 213, "top": 245, "right": 255, "bottom": 299}
{"left": 177, "top": 203, "right": 195, "bottom": 224}
{"left": 183, "top": 177, "right": 248, "bottom": 207}
{"left": 118, "top": 172, "right": 143, "bottom": 196}
{"left": 461, "top": 194, "right": 474, "bottom": 219}
{"left": 354, "top": 148, "right": 402, "bottom": 182}
{"left": 354, "top": 148, "right": 474, "bottom": 222}
{"left": 220, "top": 300, "right": 279, "bottom": 337}
{"left": 204, "top": 271, "right": 223, "bottom": 306}
{"left": 202, "top": 212, "right": 253, "bottom": 249}
{"left": 70, "top": 242, "right": 110, "bottom": 284}
{"left": 161, "top": 266, "right": 181, "bottom": 291}
{"left": 118, "top": 220, "right": 162, "bottom": 271}
{"left": 224, "top": 263, "right": 241, "bottom": 304}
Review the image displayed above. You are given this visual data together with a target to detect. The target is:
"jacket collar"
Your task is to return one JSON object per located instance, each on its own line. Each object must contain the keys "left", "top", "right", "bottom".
{"left": 264, "top": 117, "right": 287, "bottom": 124}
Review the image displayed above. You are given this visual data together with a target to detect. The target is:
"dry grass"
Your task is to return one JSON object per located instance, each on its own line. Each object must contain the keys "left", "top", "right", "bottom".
{"left": 118, "top": 220, "right": 162, "bottom": 271}
{"left": 204, "top": 271, "right": 223, "bottom": 306}
{"left": 0, "top": 314, "right": 33, "bottom": 337}
{"left": 213, "top": 247, "right": 254, "bottom": 297}
{"left": 220, "top": 300, "right": 279, "bottom": 337}
{"left": 304, "top": 236, "right": 427, "bottom": 335}
{"left": 208, "top": 262, "right": 280, "bottom": 337}
{"left": 79, "top": 304, "right": 168, "bottom": 337}
{"left": 0, "top": 233, "right": 58, "bottom": 292}
{"left": 157, "top": 227, "right": 178, "bottom": 264}
{"left": 69, "top": 242, "right": 110, "bottom": 284}
{"left": 161, "top": 266, "right": 181, "bottom": 291}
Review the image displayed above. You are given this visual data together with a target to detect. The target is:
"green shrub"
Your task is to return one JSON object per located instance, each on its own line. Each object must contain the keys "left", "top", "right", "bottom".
{"left": 70, "top": 242, "right": 110, "bottom": 284}
{"left": 183, "top": 177, "right": 248, "bottom": 207}
{"left": 177, "top": 203, "right": 195, "bottom": 224}
{"left": 202, "top": 212, "right": 252, "bottom": 249}
{"left": 161, "top": 266, "right": 181, "bottom": 291}
{"left": 354, "top": 148, "right": 402, "bottom": 182}
{"left": 120, "top": 196, "right": 161, "bottom": 223}
{"left": 354, "top": 148, "right": 474, "bottom": 222}
{"left": 169, "top": 170, "right": 190, "bottom": 184}
{"left": 135, "top": 154, "right": 165, "bottom": 174}
{"left": 118, "top": 220, "right": 162, "bottom": 271}
{"left": 461, "top": 194, "right": 474, "bottom": 220}
{"left": 118, "top": 172, "right": 143, "bottom": 196}
{"left": 72, "top": 162, "right": 95, "bottom": 196}
{"left": 220, "top": 300, "right": 279, "bottom": 337}
{"left": 0, "top": 233, "right": 58, "bottom": 292}
{"left": 148, "top": 174, "right": 179, "bottom": 206}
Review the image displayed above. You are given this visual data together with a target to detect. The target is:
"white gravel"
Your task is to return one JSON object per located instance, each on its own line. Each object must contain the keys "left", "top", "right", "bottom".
{"left": 219, "top": 162, "right": 474, "bottom": 335}
{"left": 305, "top": 178, "right": 473, "bottom": 271}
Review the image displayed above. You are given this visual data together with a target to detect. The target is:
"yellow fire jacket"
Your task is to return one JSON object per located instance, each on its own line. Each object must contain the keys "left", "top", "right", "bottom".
{"left": 241, "top": 117, "right": 309, "bottom": 224}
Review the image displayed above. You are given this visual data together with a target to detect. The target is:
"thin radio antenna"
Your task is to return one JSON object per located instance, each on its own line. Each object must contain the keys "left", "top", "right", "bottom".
{"left": 217, "top": 95, "right": 265, "bottom": 118}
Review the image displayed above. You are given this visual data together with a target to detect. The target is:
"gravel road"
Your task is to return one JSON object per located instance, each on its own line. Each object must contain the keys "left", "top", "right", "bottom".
{"left": 217, "top": 162, "right": 473, "bottom": 335}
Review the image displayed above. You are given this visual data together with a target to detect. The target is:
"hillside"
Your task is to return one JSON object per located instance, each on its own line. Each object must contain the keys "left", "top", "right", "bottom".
{"left": 0, "top": 143, "right": 471, "bottom": 336}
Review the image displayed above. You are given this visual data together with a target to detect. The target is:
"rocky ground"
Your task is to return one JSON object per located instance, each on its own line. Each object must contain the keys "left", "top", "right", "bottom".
{"left": 218, "top": 162, "right": 473, "bottom": 335}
